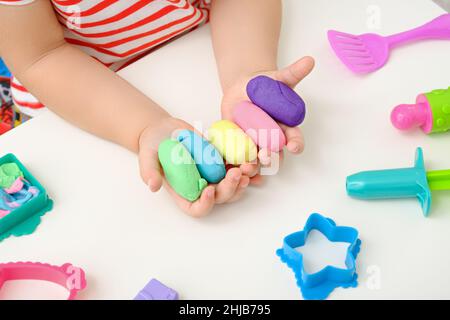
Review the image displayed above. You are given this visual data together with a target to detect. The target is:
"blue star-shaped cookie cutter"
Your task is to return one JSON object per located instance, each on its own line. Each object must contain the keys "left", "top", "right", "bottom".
{"left": 276, "top": 213, "right": 361, "bottom": 300}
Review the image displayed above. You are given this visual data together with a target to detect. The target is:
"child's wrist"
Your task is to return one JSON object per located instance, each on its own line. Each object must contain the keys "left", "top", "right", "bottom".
{"left": 137, "top": 116, "right": 187, "bottom": 153}
{"left": 222, "top": 63, "right": 277, "bottom": 93}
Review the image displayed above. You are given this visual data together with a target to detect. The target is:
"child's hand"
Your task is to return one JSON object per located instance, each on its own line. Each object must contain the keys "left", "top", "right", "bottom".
{"left": 221, "top": 57, "right": 315, "bottom": 184}
{"left": 138, "top": 117, "right": 250, "bottom": 217}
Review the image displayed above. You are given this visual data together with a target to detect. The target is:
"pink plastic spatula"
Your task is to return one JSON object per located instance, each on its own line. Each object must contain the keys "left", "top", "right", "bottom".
{"left": 328, "top": 14, "right": 450, "bottom": 74}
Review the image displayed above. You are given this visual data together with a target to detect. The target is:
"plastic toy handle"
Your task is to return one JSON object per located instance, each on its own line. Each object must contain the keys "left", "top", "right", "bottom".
{"left": 387, "top": 14, "right": 450, "bottom": 48}
{"left": 427, "top": 169, "right": 450, "bottom": 191}
{"left": 391, "top": 103, "right": 429, "bottom": 131}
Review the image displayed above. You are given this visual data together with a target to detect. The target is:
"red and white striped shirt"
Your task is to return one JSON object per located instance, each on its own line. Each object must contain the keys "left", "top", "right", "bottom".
{"left": 0, "top": 0, "right": 211, "bottom": 115}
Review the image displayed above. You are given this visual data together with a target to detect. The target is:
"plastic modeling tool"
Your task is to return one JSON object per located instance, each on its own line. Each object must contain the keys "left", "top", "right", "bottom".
{"left": 0, "top": 262, "right": 86, "bottom": 300}
{"left": 347, "top": 147, "right": 450, "bottom": 217}
{"left": 328, "top": 14, "right": 450, "bottom": 74}
{"left": 391, "top": 87, "right": 450, "bottom": 134}
{"left": 134, "top": 279, "right": 179, "bottom": 300}
{"left": 277, "top": 213, "right": 361, "bottom": 300}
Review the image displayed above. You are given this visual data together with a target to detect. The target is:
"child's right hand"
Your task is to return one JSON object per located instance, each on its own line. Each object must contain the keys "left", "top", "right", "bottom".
{"left": 138, "top": 117, "right": 250, "bottom": 217}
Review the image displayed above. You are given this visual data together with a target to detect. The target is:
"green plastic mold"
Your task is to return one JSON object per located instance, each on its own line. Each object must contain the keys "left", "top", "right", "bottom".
{"left": 0, "top": 153, "right": 53, "bottom": 242}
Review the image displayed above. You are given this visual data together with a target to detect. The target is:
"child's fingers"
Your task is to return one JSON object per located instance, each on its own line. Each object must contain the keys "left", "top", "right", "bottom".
{"left": 275, "top": 56, "right": 315, "bottom": 89}
{"left": 164, "top": 182, "right": 216, "bottom": 217}
{"left": 258, "top": 148, "right": 285, "bottom": 168}
{"left": 139, "top": 148, "right": 163, "bottom": 192}
{"left": 258, "top": 148, "right": 273, "bottom": 166}
{"left": 185, "top": 186, "right": 216, "bottom": 217}
{"left": 278, "top": 149, "right": 285, "bottom": 166}
{"left": 249, "top": 174, "right": 265, "bottom": 186}
{"left": 239, "top": 162, "right": 259, "bottom": 178}
{"left": 227, "top": 176, "right": 250, "bottom": 203}
{"left": 280, "top": 124, "right": 304, "bottom": 155}
{"left": 214, "top": 168, "right": 243, "bottom": 204}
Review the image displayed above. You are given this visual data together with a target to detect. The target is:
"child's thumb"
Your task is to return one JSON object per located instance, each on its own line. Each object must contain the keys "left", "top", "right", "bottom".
{"left": 139, "top": 147, "right": 163, "bottom": 192}
{"left": 276, "top": 56, "right": 315, "bottom": 89}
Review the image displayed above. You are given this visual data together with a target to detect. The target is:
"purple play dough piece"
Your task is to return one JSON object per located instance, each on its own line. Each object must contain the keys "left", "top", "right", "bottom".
{"left": 134, "top": 279, "right": 179, "bottom": 300}
{"left": 246, "top": 76, "right": 306, "bottom": 127}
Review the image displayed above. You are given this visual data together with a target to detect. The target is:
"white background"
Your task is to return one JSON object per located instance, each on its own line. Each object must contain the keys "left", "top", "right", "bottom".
{"left": 0, "top": 0, "right": 449, "bottom": 299}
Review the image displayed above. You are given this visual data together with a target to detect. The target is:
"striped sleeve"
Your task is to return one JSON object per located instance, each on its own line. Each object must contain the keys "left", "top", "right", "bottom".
{"left": 0, "top": 0, "right": 34, "bottom": 5}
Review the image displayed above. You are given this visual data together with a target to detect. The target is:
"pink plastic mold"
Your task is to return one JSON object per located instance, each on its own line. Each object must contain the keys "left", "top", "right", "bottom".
{"left": 0, "top": 262, "right": 87, "bottom": 300}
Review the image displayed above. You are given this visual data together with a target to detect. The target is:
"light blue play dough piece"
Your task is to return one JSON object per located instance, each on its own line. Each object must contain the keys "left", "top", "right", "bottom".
{"left": 177, "top": 130, "right": 226, "bottom": 184}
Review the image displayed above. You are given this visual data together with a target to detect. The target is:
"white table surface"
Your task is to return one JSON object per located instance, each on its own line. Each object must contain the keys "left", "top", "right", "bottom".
{"left": 0, "top": 0, "right": 449, "bottom": 300}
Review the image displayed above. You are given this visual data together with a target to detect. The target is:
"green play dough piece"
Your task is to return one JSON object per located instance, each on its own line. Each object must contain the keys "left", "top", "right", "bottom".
{"left": 0, "top": 162, "right": 24, "bottom": 188}
{"left": 158, "top": 139, "right": 207, "bottom": 202}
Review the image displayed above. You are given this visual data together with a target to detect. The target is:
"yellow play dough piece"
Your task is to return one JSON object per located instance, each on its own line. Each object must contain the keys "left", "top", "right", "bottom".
{"left": 208, "top": 120, "right": 257, "bottom": 165}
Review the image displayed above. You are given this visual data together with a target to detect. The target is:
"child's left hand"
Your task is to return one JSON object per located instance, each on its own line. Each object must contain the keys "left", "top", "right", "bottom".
{"left": 220, "top": 56, "right": 315, "bottom": 184}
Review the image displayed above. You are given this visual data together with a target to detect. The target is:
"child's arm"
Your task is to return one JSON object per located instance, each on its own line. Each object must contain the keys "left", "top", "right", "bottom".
{"left": 210, "top": 0, "right": 315, "bottom": 181}
{"left": 0, "top": 0, "right": 249, "bottom": 216}
{"left": 0, "top": 0, "right": 166, "bottom": 153}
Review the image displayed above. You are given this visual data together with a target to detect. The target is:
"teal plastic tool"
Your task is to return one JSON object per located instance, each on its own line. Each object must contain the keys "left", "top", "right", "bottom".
{"left": 346, "top": 147, "right": 450, "bottom": 217}
{"left": 0, "top": 154, "right": 53, "bottom": 242}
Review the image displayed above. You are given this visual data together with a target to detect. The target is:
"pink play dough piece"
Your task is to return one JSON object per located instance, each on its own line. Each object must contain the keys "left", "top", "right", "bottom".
{"left": 232, "top": 101, "right": 286, "bottom": 152}
{"left": 0, "top": 210, "right": 10, "bottom": 219}
{"left": 3, "top": 178, "right": 24, "bottom": 194}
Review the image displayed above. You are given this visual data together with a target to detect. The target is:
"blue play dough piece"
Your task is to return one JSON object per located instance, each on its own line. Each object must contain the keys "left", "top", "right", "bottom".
{"left": 247, "top": 75, "right": 306, "bottom": 127}
{"left": 276, "top": 213, "right": 361, "bottom": 300}
{"left": 177, "top": 130, "right": 226, "bottom": 184}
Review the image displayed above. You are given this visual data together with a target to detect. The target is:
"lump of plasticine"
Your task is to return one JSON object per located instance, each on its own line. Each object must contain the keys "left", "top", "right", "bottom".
{"left": 0, "top": 163, "right": 24, "bottom": 189}
{"left": 158, "top": 139, "right": 207, "bottom": 202}
{"left": 208, "top": 120, "right": 258, "bottom": 165}
{"left": 177, "top": 130, "right": 226, "bottom": 184}
{"left": 247, "top": 75, "right": 306, "bottom": 127}
{"left": 232, "top": 101, "right": 286, "bottom": 152}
